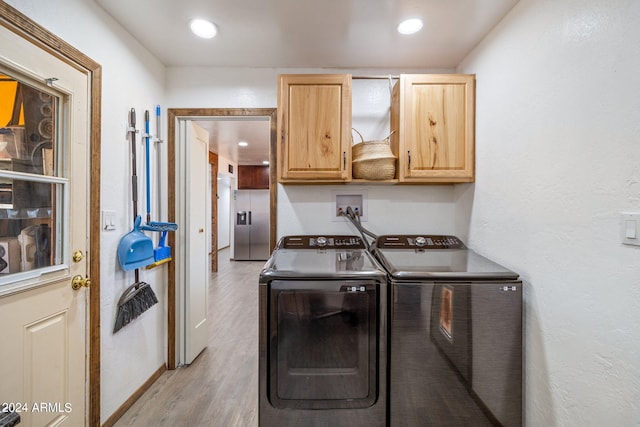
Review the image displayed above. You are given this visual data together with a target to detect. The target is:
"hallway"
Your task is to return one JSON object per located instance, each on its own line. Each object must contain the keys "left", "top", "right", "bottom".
{"left": 114, "top": 249, "right": 263, "bottom": 426}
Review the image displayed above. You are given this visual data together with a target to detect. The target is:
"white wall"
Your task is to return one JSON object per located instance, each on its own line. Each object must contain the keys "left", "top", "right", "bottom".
{"left": 217, "top": 152, "right": 238, "bottom": 181}
{"left": 216, "top": 154, "right": 237, "bottom": 254}
{"left": 277, "top": 184, "right": 456, "bottom": 237}
{"left": 166, "top": 67, "right": 459, "bottom": 240}
{"left": 217, "top": 173, "right": 232, "bottom": 250}
{"left": 4, "top": 0, "right": 168, "bottom": 422}
{"left": 458, "top": 0, "right": 640, "bottom": 425}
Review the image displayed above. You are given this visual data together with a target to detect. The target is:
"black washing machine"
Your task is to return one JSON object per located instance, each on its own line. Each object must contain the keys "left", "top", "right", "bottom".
{"left": 372, "top": 235, "right": 523, "bottom": 427}
{"left": 259, "top": 235, "right": 388, "bottom": 427}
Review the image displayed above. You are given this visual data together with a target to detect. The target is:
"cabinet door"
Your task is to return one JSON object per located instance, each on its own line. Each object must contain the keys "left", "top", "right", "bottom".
{"left": 277, "top": 74, "right": 351, "bottom": 182}
{"left": 395, "top": 74, "right": 475, "bottom": 183}
{"left": 238, "top": 165, "right": 269, "bottom": 189}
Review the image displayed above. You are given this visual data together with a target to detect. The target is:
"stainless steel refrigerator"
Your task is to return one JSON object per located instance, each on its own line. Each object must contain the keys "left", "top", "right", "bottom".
{"left": 233, "top": 189, "right": 270, "bottom": 260}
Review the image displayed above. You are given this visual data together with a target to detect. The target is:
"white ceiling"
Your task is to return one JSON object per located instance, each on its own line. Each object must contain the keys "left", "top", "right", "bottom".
{"left": 95, "top": 0, "right": 519, "bottom": 69}
{"left": 194, "top": 118, "right": 271, "bottom": 166}
{"left": 95, "top": 0, "right": 519, "bottom": 165}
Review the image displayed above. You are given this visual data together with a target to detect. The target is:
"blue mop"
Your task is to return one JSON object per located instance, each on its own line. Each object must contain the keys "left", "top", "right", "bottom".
{"left": 140, "top": 107, "right": 178, "bottom": 268}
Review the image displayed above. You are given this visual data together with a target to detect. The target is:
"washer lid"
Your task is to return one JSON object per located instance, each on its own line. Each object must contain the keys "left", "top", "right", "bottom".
{"left": 373, "top": 235, "right": 519, "bottom": 280}
{"left": 261, "top": 236, "right": 386, "bottom": 280}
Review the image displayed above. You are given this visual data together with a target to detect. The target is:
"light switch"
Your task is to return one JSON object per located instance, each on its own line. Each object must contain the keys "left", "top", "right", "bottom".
{"left": 102, "top": 210, "right": 116, "bottom": 231}
{"left": 621, "top": 212, "right": 640, "bottom": 246}
{"left": 625, "top": 220, "right": 637, "bottom": 239}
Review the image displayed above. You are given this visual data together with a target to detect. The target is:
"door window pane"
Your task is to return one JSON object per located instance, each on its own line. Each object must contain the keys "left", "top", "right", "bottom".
{"left": 0, "top": 73, "right": 65, "bottom": 282}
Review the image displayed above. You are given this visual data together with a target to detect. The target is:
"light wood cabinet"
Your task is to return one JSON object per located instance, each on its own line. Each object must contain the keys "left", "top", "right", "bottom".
{"left": 277, "top": 74, "right": 352, "bottom": 183}
{"left": 391, "top": 74, "right": 475, "bottom": 183}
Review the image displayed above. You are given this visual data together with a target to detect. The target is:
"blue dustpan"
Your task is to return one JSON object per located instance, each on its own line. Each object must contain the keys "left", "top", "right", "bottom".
{"left": 117, "top": 215, "right": 155, "bottom": 271}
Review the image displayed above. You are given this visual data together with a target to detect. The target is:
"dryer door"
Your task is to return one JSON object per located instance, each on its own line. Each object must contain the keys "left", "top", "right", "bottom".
{"left": 268, "top": 280, "right": 378, "bottom": 409}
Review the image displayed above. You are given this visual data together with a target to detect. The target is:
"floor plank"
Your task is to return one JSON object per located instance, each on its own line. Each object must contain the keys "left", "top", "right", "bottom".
{"left": 114, "top": 249, "right": 262, "bottom": 427}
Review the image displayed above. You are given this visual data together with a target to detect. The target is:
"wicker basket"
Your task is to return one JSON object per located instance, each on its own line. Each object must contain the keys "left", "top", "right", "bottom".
{"left": 351, "top": 129, "right": 397, "bottom": 180}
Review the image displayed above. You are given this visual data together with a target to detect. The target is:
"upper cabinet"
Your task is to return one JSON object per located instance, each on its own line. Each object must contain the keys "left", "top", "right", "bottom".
{"left": 277, "top": 74, "right": 352, "bottom": 183}
{"left": 391, "top": 74, "right": 475, "bottom": 183}
{"left": 238, "top": 165, "right": 270, "bottom": 190}
{"left": 276, "top": 73, "right": 475, "bottom": 185}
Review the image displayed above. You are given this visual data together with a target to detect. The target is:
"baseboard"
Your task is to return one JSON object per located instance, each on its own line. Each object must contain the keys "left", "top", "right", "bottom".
{"left": 101, "top": 364, "right": 166, "bottom": 427}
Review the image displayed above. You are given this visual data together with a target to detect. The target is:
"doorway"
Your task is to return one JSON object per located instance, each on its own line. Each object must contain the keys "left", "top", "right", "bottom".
{"left": 166, "top": 108, "right": 276, "bottom": 369}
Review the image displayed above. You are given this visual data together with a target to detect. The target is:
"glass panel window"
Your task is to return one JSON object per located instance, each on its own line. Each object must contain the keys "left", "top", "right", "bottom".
{"left": 0, "top": 73, "right": 66, "bottom": 285}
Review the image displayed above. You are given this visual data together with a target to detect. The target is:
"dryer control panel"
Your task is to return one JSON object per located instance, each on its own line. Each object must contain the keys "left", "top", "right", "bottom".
{"left": 278, "top": 235, "right": 365, "bottom": 249}
{"left": 376, "top": 235, "right": 466, "bottom": 250}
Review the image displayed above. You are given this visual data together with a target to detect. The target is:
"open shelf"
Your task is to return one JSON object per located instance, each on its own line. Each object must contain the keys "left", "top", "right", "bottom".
{"left": 349, "top": 179, "right": 399, "bottom": 185}
{"left": 0, "top": 207, "right": 52, "bottom": 220}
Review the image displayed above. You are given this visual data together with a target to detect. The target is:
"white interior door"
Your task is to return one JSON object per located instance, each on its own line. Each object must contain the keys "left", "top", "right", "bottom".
{"left": 0, "top": 22, "right": 89, "bottom": 427}
{"left": 182, "top": 121, "right": 209, "bottom": 364}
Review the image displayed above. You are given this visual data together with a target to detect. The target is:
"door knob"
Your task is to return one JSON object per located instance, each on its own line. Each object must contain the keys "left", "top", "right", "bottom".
{"left": 71, "top": 275, "right": 91, "bottom": 290}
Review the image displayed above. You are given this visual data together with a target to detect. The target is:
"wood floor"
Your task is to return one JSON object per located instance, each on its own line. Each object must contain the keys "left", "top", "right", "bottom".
{"left": 114, "top": 249, "right": 263, "bottom": 427}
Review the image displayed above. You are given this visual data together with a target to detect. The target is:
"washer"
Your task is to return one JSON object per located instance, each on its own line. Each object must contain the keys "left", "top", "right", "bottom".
{"left": 372, "top": 235, "right": 523, "bottom": 427}
{"left": 259, "top": 235, "right": 388, "bottom": 427}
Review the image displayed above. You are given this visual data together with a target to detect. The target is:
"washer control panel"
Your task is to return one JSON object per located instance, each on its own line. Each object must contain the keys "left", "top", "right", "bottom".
{"left": 279, "top": 235, "right": 365, "bottom": 249}
{"left": 376, "top": 235, "right": 466, "bottom": 249}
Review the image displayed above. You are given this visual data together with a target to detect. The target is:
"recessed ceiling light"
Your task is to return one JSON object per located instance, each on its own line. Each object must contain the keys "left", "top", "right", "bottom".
{"left": 262, "top": 160, "right": 270, "bottom": 165}
{"left": 397, "top": 18, "right": 423, "bottom": 35}
{"left": 238, "top": 141, "right": 249, "bottom": 147}
{"left": 190, "top": 19, "right": 217, "bottom": 39}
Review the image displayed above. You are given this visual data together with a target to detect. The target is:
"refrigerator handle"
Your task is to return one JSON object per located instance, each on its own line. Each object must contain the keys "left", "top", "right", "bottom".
{"left": 249, "top": 211, "right": 252, "bottom": 225}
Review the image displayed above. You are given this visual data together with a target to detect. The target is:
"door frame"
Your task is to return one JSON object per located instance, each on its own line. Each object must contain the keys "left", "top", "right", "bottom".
{"left": 208, "top": 151, "right": 218, "bottom": 271}
{"left": 0, "top": 3, "right": 102, "bottom": 426}
{"left": 167, "top": 108, "right": 276, "bottom": 369}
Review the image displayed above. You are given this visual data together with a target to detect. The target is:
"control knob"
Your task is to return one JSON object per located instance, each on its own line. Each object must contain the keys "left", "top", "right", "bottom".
{"left": 316, "top": 236, "right": 327, "bottom": 247}
{"left": 415, "top": 236, "right": 427, "bottom": 247}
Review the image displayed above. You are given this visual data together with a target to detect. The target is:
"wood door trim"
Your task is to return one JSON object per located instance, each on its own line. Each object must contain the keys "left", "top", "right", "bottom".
{"left": 209, "top": 151, "right": 219, "bottom": 272}
{"left": 167, "top": 108, "right": 277, "bottom": 369}
{"left": 0, "top": 4, "right": 102, "bottom": 426}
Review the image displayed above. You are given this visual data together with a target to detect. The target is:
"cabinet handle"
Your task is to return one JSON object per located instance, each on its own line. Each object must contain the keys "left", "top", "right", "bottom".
{"left": 343, "top": 151, "right": 346, "bottom": 170}
{"left": 407, "top": 150, "right": 411, "bottom": 169}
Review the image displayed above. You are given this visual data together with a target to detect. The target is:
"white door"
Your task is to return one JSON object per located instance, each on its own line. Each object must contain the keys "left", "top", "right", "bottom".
{"left": 180, "top": 121, "right": 209, "bottom": 364}
{"left": 0, "top": 22, "right": 89, "bottom": 427}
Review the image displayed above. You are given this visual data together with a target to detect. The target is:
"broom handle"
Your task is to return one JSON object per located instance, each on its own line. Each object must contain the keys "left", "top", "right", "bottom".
{"left": 129, "top": 108, "right": 141, "bottom": 284}
{"left": 129, "top": 108, "right": 139, "bottom": 220}
{"left": 145, "top": 110, "right": 151, "bottom": 224}
{"left": 155, "top": 105, "right": 162, "bottom": 221}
